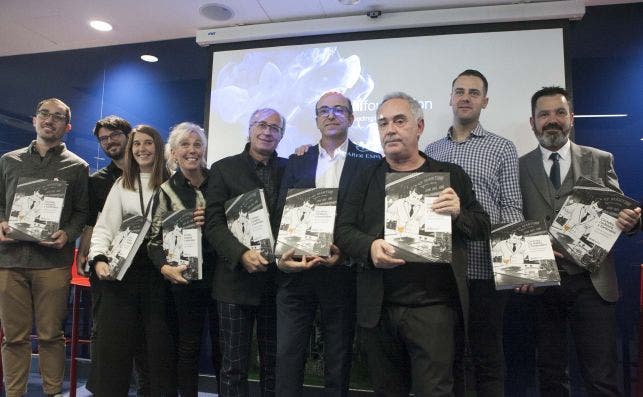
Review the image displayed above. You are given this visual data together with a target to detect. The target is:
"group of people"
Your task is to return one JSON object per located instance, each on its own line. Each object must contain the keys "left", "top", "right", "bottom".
{"left": 0, "top": 68, "right": 640, "bottom": 397}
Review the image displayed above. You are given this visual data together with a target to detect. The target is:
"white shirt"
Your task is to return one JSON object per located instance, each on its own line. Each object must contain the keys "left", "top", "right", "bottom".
{"left": 539, "top": 139, "right": 571, "bottom": 183}
{"left": 315, "top": 139, "right": 348, "bottom": 188}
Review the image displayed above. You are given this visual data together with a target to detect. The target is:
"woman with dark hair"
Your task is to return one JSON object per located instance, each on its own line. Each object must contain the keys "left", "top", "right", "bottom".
{"left": 148, "top": 122, "right": 221, "bottom": 396}
{"left": 88, "top": 125, "right": 175, "bottom": 396}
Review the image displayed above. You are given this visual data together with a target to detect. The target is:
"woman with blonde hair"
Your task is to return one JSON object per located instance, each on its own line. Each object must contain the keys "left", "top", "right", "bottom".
{"left": 148, "top": 122, "right": 221, "bottom": 396}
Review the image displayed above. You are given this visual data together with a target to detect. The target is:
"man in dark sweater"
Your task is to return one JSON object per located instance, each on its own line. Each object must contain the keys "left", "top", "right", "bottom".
{"left": 335, "top": 92, "right": 489, "bottom": 396}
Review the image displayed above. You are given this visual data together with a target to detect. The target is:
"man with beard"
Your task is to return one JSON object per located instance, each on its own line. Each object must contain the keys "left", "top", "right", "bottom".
{"left": 0, "top": 98, "right": 89, "bottom": 397}
{"left": 519, "top": 86, "right": 640, "bottom": 395}
{"left": 425, "top": 70, "right": 523, "bottom": 397}
{"left": 76, "top": 116, "right": 151, "bottom": 396}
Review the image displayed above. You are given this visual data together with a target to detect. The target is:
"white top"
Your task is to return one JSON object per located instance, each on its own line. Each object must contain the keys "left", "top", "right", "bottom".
{"left": 315, "top": 138, "right": 348, "bottom": 188}
{"left": 89, "top": 173, "right": 155, "bottom": 260}
{"left": 539, "top": 139, "right": 571, "bottom": 183}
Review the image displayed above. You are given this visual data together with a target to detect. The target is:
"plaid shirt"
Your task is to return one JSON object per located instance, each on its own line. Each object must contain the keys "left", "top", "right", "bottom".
{"left": 425, "top": 124, "right": 523, "bottom": 279}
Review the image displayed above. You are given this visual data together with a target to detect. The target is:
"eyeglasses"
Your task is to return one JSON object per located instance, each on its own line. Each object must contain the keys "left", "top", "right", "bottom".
{"left": 252, "top": 121, "right": 283, "bottom": 134}
{"left": 36, "top": 110, "right": 67, "bottom": 123}
{"left": 97, "top": 130, "right": 125, "bottom": 143}
{"left": 316, "top": 106, "right": 349, "bottom": 118}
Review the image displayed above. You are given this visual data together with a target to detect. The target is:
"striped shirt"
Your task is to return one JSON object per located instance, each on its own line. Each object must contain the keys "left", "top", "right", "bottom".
{"left": 425, "top": 123, "right": 523, "bottom": 279}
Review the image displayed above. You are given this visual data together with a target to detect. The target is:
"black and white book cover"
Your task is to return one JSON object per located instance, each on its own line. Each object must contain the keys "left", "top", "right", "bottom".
{"left": 491, "top": 220, "right": 560, "bottom": 290}
{"left": 8, "top": 177, "right": 68, "bottom": 242}
{"left": 106, "top": 214, "right": 151, "bottom": 281}
{"left": 384, "top": 172, "right": 452, "bottom": 263}
{"left": 163, "top": 209, "right": 203, "bottom": 281}
{"left": 275, "top": 188, "right": 339, "bottom": 257}
{"left": 224, "top": 188, "right": 275, "bottom": 260}
{"left": 549, "top": 176, "right": 639, "bottom": 273}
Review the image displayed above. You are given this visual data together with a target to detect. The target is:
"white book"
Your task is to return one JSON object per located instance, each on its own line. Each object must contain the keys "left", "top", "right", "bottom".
{"left": 384, "top": 172, "right": 452, "bottom": 263}
{"left": 549, "top": 177, "right": 639, "bottom": 273}
{"left": 8, "top": 177, "right": 67, "bottom": 242}
{"left": 163, "top": 209, "right": 203, "bottom": 281}
{"left": 225, "top": 188, "right": 275, "bottom": 260}
{"left": 275, "top": 188, "right": 338, "bottom": 257}
{"left": 491, "top": 220, "right": 560, "bottom": 290}
{"left": 106, "top": 214, "right": 151, "bottom": 281}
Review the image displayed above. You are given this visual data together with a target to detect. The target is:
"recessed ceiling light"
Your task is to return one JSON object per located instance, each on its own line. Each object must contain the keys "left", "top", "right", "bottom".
{"left": 140, "top": 55, "right": 158, "bottom": 63}
{"left": 199, "top": 3, "right": 234, "bottom": 21}
{"left": 338, "top": 0, "right": 360, "bottom": 5}
{"left": 89, "top": 20, "right": 113, "bottom": 32}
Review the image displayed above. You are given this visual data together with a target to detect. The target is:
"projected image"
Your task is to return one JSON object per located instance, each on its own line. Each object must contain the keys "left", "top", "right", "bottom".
{"left": 210, "top": 46, "right": 377, "bottom": 156}
{"left": 207, "top": 29, "right": 566, "bottom": 163}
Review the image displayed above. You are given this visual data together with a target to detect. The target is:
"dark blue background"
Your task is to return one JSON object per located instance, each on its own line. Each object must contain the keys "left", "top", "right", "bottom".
{"left": 0, "top": 3, "right": 641, "bottom": 395}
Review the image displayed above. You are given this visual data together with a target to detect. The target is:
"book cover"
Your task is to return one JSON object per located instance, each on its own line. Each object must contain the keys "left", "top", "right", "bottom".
{"left": 549, "top": 176, "right": 640, "bottom": 273}
{"left": 224, "top": 188, "right": 275, "bottom": 260}
{"left": 163, "top": 209, "right": 203, "bottom": 281}
{"left": 384, "top": 172, "right": 452, "bottom": 263}
{"left": 8, "top": 177, "right": 68, "bottom": 242}
{"left": 491, "top": 220, "right": 560, "bottom": 290}
{"left": 106, "top": 214, "right": 151, "bottom": 280}
{"left": 275, "top": 188, "right": 339, "bottom": 257}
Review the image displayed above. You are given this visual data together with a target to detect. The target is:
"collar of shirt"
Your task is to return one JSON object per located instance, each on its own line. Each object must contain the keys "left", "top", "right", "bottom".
{"left": 315, "top": 139, "right": 349, "bottom": 188}
{"left": 29, "top": 140, "right": 65, "bottom": 156}
{"left": 539, "top": 139, "right": 572, "bottom": 180}
{"left": 539, "top": 139, "right": 571, "bottom": 163}
{"left": 243, "top": 142, "right": 277, "bottom": 169}
{"left": 446, "top": 123, "right": 486, "bottom": 142}
{"left": 318, "top": 138, "right": 348, "bottom": 161}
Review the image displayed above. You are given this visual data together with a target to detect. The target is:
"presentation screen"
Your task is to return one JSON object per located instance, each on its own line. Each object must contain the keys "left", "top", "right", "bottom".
{"left": 207, "top": 27, "right": 566, "bottom": 164}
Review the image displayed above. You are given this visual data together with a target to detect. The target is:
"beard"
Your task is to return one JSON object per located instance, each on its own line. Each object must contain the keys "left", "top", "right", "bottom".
{"left": 105, "top": 144, "right": 126, "bottom": 160}
{"left": 535, "top": 123, "right": 569, "bottom": 150}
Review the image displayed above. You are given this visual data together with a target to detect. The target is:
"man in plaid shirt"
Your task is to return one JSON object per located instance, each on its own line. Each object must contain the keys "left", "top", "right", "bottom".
{"left": 425, "top": 70, "right": 523, "bottom": 397}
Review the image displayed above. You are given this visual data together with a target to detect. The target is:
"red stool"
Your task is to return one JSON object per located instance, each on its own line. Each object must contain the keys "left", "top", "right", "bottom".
{"left": 68, "top": 251, "right": 91, "bottom": 397}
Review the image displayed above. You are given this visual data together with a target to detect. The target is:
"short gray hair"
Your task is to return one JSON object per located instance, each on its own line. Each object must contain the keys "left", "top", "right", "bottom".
{"left": 165, "top": 122, "right": 208, "bottom": 172}
{"left": 376, "top": 92, "right": 424, "bottom": 122}
{"left": 248, "top": 108, "right": 286, "bottom": 134}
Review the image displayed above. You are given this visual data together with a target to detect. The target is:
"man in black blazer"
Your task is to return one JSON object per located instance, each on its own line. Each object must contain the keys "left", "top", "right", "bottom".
{"left": 274, "top": 92, "right": 381, "bottom": 397}
{"left": 205, "top": 108, "right": 288, "bottom": 397}
{"left": 519, "top": 86, "right": 641, "bottom": 395}
{"left": 335, "top": 92, "right": 490, "bottom": 396}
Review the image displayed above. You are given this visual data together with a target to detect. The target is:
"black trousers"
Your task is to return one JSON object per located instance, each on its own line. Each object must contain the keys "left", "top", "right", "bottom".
{"left": 275, "top": 267, "right": 356, "bottom": 397}
{"left": 535, "top": 272, "right": 620, "bottom": 396}
{"left": 360, "top": 304, "right": 458, "bottom": 397}
{"left": 467, "top": 279, "right": 509, "bottom": 397}
{"left": 87, "top": 272, "right": 150, "bottom": 396}
{"left": 217, "top": 291, "right": 277, "bottom": 397}
{"left": 89, "top": 253, "right": 176, "bottom": 397}
{"left": 168, "top": 285, "right": 221, "bottom": 397}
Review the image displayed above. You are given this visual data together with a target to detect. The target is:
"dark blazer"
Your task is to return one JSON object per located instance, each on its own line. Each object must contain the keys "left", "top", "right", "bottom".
{"left": 275, "top": 140, "right": 381, "bottom": 283}
{"left": 205, "top": 146, "right": 288, "bottom": 306}
{"left": 335, "top": 152, "right": 490, "bottom": 328}
{"left": 519, "top": 142, "right": 622, "bottom": 302}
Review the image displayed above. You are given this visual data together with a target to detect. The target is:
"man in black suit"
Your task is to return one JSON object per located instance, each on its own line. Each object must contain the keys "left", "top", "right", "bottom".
{"left": 275, "top": 92, "right": 381, "bottom": 397}
{"left": 519, "top": 86, "right": 641, "bottom": 395}
{"left": 335, "top": 92, "right": 489, "bottom": 396}
{"left": 205, "top": 108, "right": 288, "bottom": 397}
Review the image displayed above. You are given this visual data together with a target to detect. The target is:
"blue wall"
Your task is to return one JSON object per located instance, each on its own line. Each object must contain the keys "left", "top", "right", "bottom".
{"left": 0, "top": 3, "right": 641, "bottom": 395}
{"left": 0, "top": 38, "right": 211, "bottom": 172}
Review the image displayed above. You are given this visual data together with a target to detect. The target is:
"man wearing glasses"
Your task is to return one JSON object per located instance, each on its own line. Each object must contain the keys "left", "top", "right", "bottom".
{"left": 0, "top": 98, "right": 89, "bottom": 397}
{"left": 275, "top": 92, "right": 380, "bottom": 397}
{"left": 205, "top": 108, "right": 288, "bottom": 397}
